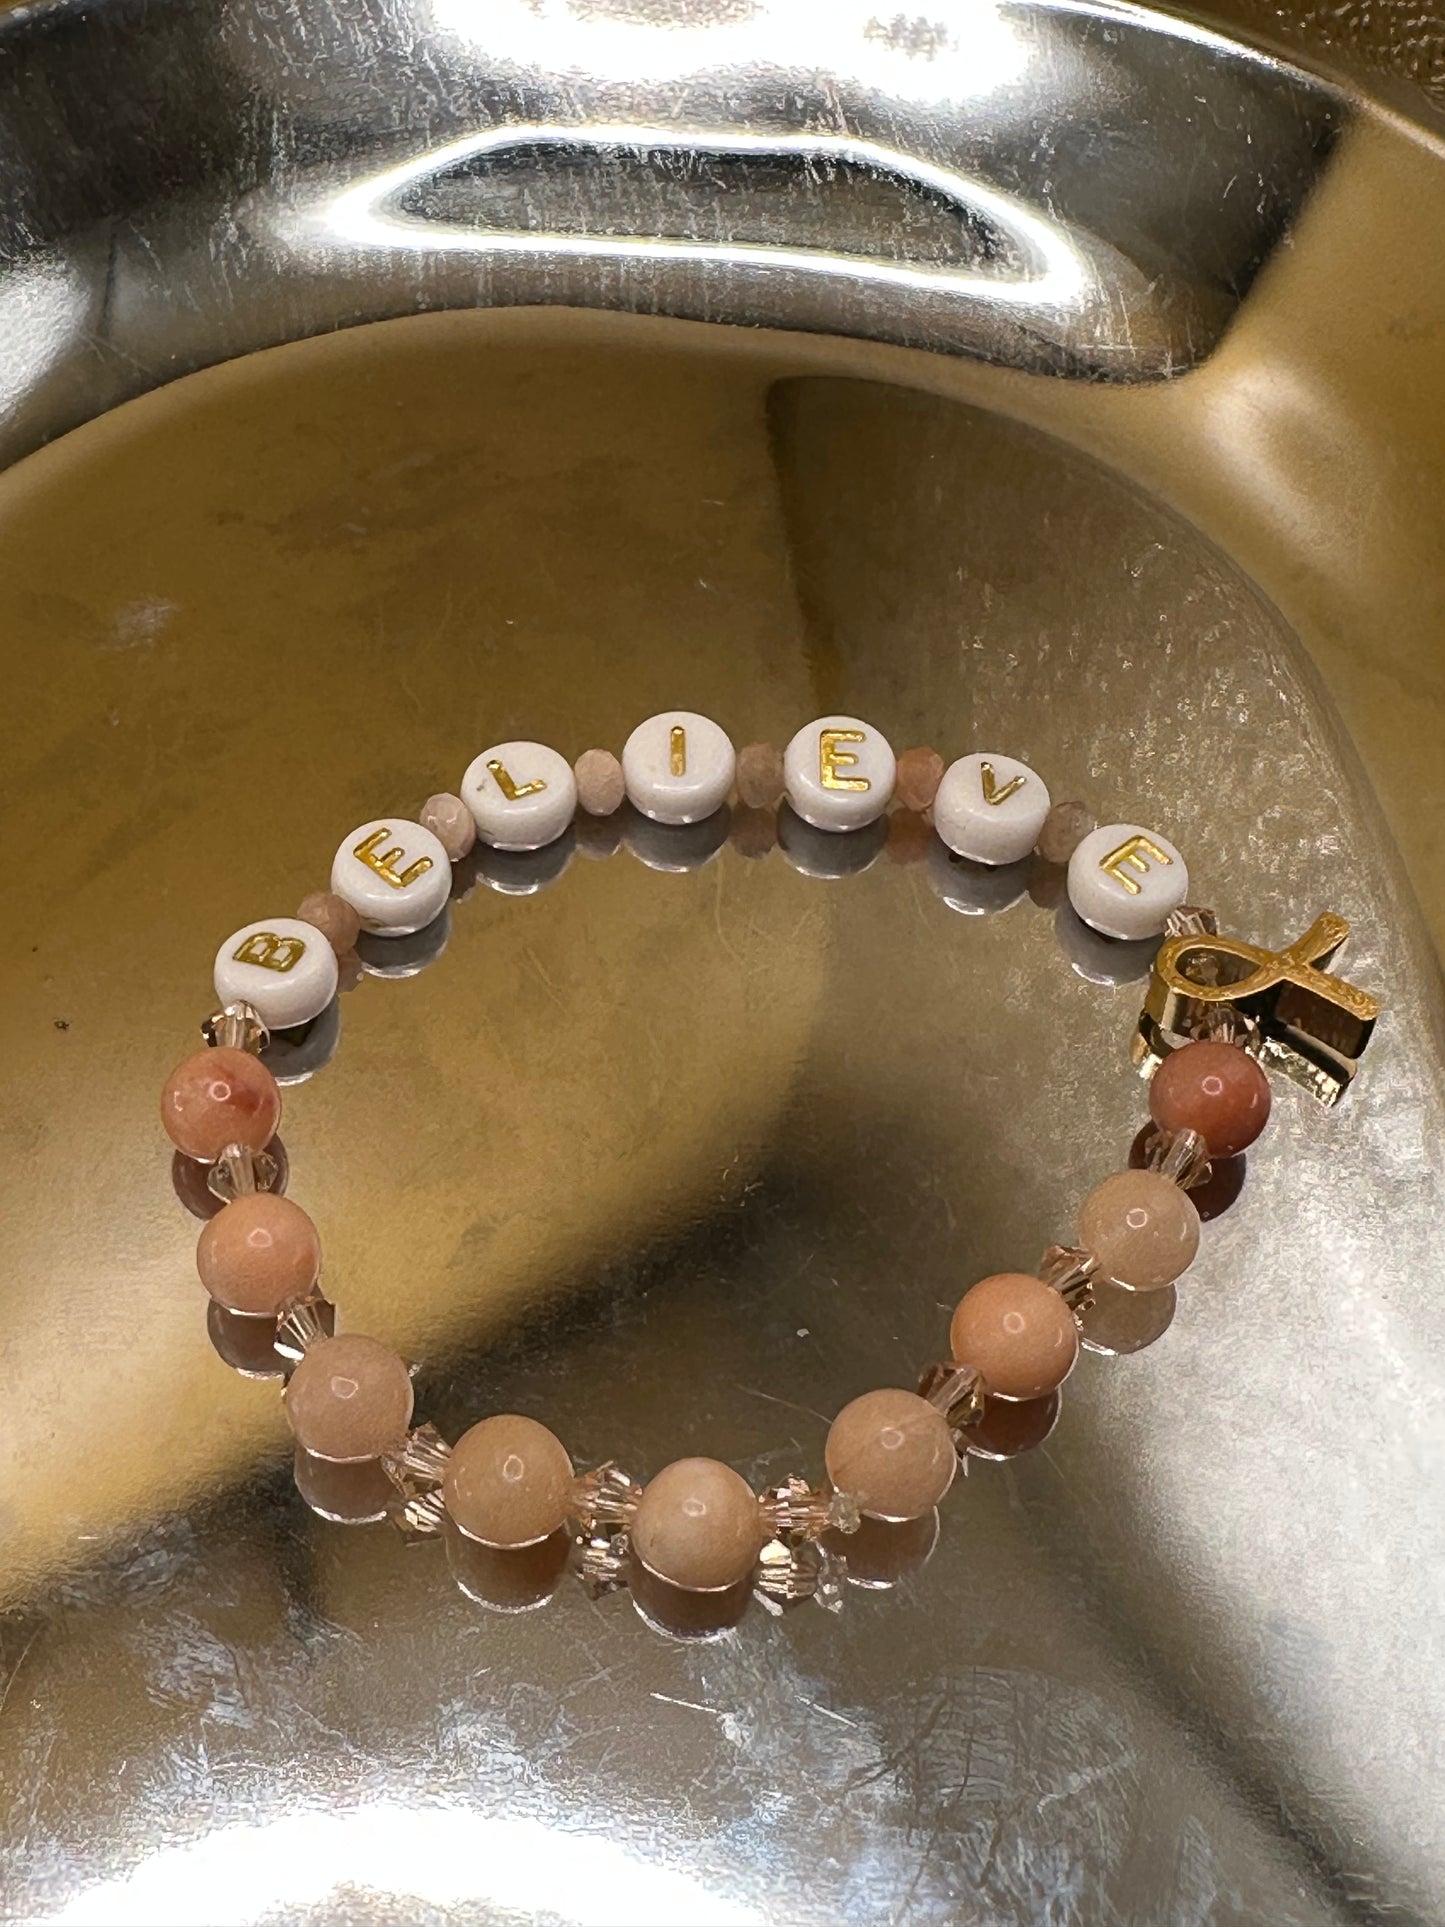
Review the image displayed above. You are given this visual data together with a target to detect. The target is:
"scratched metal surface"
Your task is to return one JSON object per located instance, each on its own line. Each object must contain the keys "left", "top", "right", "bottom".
{"left": 2, "top": 2, "right": 1445, "bottom": 1925}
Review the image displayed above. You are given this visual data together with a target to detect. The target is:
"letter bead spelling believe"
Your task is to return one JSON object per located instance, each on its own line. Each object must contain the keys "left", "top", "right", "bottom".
{"left": 331, "top": 819, "right": 452, "bottom": 934}
{"left": 165, "top": 698, "right": 1381, "bottom": 1641}
{"left": 214, "top": 917, "right": 339, "bottom": 1030}
{"left": 622, "top": 711, "right": 736, "bottom": 825}
{"left": 1068, "top": 822, "right": 1189, "bottom": 940}
{"left": 783, "top": 715, "right": 895, "bottom": 831}
{"left": 933, "top": 752, "right": 1051, "bottom": 867}
{"left": 461, "top": 742, "right": 577, "bottom": 851}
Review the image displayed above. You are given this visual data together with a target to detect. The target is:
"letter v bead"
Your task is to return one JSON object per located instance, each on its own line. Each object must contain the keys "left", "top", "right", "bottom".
{"left": 980, "top": 761, "right": 1026, "bottom": 807}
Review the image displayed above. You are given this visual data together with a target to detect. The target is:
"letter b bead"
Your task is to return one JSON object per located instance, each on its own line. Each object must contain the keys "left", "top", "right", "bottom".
{"left": 214, "top": 918, "right": 339, "bottom": 1029}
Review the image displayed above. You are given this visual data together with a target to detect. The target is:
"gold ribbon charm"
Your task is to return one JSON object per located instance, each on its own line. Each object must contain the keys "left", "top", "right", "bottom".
{"left": 1137, "top": 910, "right": 1381, "bottom": 1106}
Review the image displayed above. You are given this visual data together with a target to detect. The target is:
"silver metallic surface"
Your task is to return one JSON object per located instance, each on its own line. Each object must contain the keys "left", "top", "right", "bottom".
{"left": 1, "top": 2, "right": 1443, "bottom": 1924}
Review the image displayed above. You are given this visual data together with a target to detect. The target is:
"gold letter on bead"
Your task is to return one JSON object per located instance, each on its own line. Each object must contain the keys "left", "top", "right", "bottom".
{"left": 819, "top": 728, "right": 869, "bottom": 792}
{"left": 486, "top": 759, "right": 547, "bottom": 803}
{"left": 352, "top": 828, "right": 436, "bottom": 891}
{"left": 980, "top": 761, "right": 1026, "bottom": 807}
{"left": 669, "top": 725, "right": 687, "bottom": 777}
{"left": 1100, "top": 833, "right": 1171, "bottom": 896}
{"left": 232, "top": 930, "right": 306, "bottom": 974}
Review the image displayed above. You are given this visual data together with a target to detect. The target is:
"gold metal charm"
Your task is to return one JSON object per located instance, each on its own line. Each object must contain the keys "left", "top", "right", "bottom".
{"left": 1136, "top": 909, "right": 1381, "bottom": 1106}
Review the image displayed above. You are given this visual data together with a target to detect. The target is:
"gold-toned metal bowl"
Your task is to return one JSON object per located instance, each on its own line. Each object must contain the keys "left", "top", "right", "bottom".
{"left": 2, "top": 4, "right": 1442, "bottom": 1921}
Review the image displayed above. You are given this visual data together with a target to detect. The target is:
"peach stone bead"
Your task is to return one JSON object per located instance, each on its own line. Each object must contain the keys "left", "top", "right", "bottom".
{"left": 296, "top": 890, "right": 362, "bottom": 956}
{"left": 729, "top": 804, "right": 778, "bottom": 860}
{"left": 894, "top": 746, "right": 945, "bottom": 813}
{"left": 1149, "top": 1039, "right": 1272, "bottom": 1158}
{"left": 631, "top": 1457, "right": 764, "bottom": 1592}
{"left": 1079, "top": 1169, "right": 1201, "bottom": 1291}
{"left": 950, "top": 1272, "right": 1080, "bottom": 1402}
{"left": 161, "top": 1048, "right": 281, "bottom": 1163}
{"left": 196, "top": 1193, "right": 322, "bottom": 1317}
{"left": 824, "top": 1388, "right": 955, "bottom": 1521}
{"left": 420, "top": 791, "right": 477, "bottom": 861}
{"left": 284, "top": 1333, "right": 414, "bottom": 1463}
{"left": 574, "top": 747, "right": 626, "bottom": 816}
{"left": 735, "top": 741, "right": 786, "bottom": 810}
{"left": 886, "top": 810, "right": 933, "bottom": 865}
{"left": 1035, "top": 799, "right": 1095, "bottom": 866}
{"left": 443, "top": 1414, "right": 574, "bottom": 1548}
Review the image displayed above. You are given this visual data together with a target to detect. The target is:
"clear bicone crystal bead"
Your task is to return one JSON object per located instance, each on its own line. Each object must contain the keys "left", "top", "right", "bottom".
{"left": 759, "top": 1476, "right": 861, "bottom": 1543}
{"left": 754, "top": 1536, "right": 847, "bottom": 1614}
{"left": 1037, "top": 1244, "right": 1101, "bottom": 1312}
{"left": 1139, "top": 1123, "right": 1213, "bottom": 1190}
{"left": 206, "top": 1140, "right": 280, "bottom": 1202}
{"left": 1164, "top": 905, "right": 1219, "bottom": 942}
{"left": 570, "top": 1462, "right": 642, "bottom": 1531}
{"left": 382, "top": 1421, "right": 452, "bottom": 1494}
{"left": 577, "top": 1527, "right": 632, "bottom": 1596}
{"left": 917, "top": 1361, "right": 987, "bottom": 1434}
{"left": 390, "top": 1487, "right": 446, "bottom": 1542}
{"left": 1196, "top": 1003, "right": 1264, "bottom": 1051}
{"left": 201, "top": 1002, "right": 270, "bottom": 1054}
{"left": 275, "top": 1294, "right": 330, "bottom": 1361}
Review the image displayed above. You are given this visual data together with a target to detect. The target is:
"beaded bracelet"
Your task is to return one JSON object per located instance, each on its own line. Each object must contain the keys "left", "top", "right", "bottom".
{"left": 159, "top": 713, "right": 1381, "bottom": 1632}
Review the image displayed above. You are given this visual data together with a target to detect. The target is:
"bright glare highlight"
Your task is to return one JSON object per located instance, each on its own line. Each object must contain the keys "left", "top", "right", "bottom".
{"left": 48, "top": 1801, "right": 766, "bottom": 1927}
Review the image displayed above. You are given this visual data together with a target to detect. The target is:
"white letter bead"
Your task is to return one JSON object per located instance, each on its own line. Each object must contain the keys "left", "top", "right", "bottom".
{"left": 461, "top": 742, "right": 577, "bottom": 851}
{"left": 933, "top": 753, "right": 1051, "bottom": 867}
{"left": 1068, "top": 822, "right": 1189, "bottom": 940}
{"left": 330, "top": 818, "right": 452, "bottom": 935}
{"left": 783, "top": 715, "right": 895, "bottom": 832}
{"left": 214, "top": 918, "right": 339, "bottom": 1029}
{"left": 622, "top": 711, "right": 735, "bottom": 825}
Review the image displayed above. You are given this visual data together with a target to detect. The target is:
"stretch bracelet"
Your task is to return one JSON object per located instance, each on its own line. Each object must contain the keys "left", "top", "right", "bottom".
{"left": 159, "top": 712, "right": 1381, "bottom": 1632}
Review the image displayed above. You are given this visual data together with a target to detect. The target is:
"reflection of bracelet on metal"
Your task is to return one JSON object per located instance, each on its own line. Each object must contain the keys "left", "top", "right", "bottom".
{"left": 158, "top": 707, "right": 1377, "bottom": 1630}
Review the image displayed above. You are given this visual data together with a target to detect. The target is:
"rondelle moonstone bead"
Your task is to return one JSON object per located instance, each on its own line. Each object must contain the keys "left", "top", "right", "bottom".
{"left": 824, "top": 1388, "right": 956, "bottom": 1521}
{"left": 195, "top": 1192, "right": 321, "bottom": 1317}
{"left": 420, "top": 792, "right": 477, "bottom": 862}
{"left": 950, "top": 1272, "right": 1080, "bottom": 1402}
{"left": 1078, "top": 1169, "right": 1201, "bottom": 1291}
{"left": 1149, "top": 1039, "right": 1272, "bottom": 1158}
{"left": 161, "top": 1048, "right": 282, "bottom": 1163}
{"left": 735, "top": 741, "right": 786, "bottom": 810}
{"left": 893, "top": 746, "right": 946, "bottom": 813}
{"left": 1036, "top": 799, "right": 1095, "bottom": 866}
{"left": 296, "top": 891, "right": 361, "bottom": 956}
{"left": 574, "top": 748, "right": 626, "bottom": 816}
{"left": 443, "top": 1414, "right": 574, "bottom": 1548}
{"left": 284, "top": 1333, "right": 415, "bottom": 1463}
{"left": 630, "top": 1457, "right": 764, "bottom": 1593}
